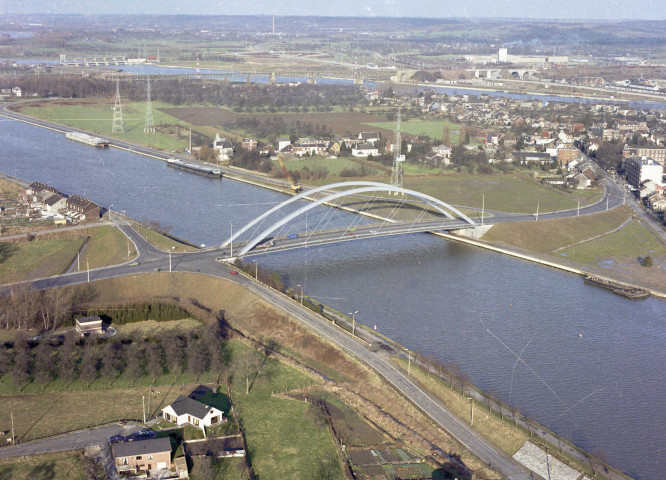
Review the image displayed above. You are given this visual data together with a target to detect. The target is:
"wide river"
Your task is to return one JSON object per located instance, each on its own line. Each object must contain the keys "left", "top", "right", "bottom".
{"left": 1, "top": 116, "right": 664, "bottom": 480}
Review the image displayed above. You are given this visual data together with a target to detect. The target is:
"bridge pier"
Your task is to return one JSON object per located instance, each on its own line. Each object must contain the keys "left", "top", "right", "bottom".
{"left": 269, "top": 72, "right": 276, "bottom": 84}
{"left": 307, "top": 77, "right": 317, "bottom": 85}
{"left": 449, "top": 224, "right": 493, "bottom": 239}
{"left": 246, "top": 76, "right": 252, "bottom": 85}
{"left": 354, "top": 77, "right": 364, "bottom": 85}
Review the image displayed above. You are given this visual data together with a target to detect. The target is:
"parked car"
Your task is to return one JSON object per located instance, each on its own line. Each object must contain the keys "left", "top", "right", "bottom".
{"left": 230, "top": 270, "right": 239, "bottom": 276}
{"left": 108, "top": 435, "right": 124, "bottom": 443}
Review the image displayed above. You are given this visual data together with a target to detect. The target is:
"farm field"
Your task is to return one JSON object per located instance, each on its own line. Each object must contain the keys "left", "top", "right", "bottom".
{"left": 366, "top": 119, "right": 462, "bottom": 143}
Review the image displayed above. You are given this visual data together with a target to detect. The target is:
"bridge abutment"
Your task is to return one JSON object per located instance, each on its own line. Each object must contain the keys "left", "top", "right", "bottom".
{"left": 449, "top": 224, "right": 494, "bottom": 239}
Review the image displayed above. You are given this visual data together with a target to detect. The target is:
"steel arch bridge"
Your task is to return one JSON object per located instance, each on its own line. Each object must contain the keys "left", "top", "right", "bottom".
{"left": 223, "top": 181, "right": 476, "bottom": 257}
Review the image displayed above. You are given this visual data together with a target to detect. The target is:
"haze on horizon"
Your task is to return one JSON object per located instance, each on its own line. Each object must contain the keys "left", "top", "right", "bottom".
{"left": 3, "top": 0, "right": 665, "bottom": 21}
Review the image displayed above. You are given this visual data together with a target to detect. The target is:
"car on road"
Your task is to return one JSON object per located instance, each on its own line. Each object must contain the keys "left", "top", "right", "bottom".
{"left": 128, "top": 261, "right": 139, "bottom": 267}
{"left": 287, "top": 233, "right": 299, "bottom": 239}
{"left": 345, "top": 232, "right": 354, "bottom": 236}
{"left": 108, "top": 435, "right": 124, "bottom": 443}
{"left": 230, "top": 270, "right": 239, "bottom": 276}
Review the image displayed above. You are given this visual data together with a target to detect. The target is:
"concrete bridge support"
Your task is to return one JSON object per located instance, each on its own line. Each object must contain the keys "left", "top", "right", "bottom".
{"left": 269, "top": 72, "right": 276, "bottom": 84}
{"left": 450, "top": 224, "right": 494, "bottom": 239}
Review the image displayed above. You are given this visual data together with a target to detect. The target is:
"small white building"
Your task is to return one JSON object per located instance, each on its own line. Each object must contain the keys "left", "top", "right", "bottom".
{"left": 76, "top": 316, "right": 104, "bottom": 336}
{"left": 162, "top": 395, "right": 225, "bottom": 432}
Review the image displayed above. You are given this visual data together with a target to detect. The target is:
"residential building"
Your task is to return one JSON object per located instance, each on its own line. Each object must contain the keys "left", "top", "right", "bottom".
{"left": 352, "top": 143, "right": 379, "bottom": 158}
{"left": 277, "top": 137, "right": 291, "bottom": 152}
{"left": 622, "top": 146, "right": 666, "bottom": 164}
{"left": 112, "top": 437, "right": 179, "bottom": 478}
{"left": 241, "top": 138, "right": 257, "bottom": 151}
{"left": 162, "top": 395, "right": 225, "bottom": 432}
{"left": 625, "top": 157, "right": 664, "bottom": 187}
{"left": 213, "top": 134, "right": 234, "bottom": 161}
{"left": 511, "top": 151, "right": 553, "bottom": 165}
{"left": 557, "top": 147, "right": 583, "bottom": 167}
{"left": 66, "top": 196, "right": 100, "bottom": 223}
{"left": 358, "top": 132, "right": 380, "bottom": 145}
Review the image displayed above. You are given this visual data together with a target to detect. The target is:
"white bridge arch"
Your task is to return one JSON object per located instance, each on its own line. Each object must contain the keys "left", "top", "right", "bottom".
{"left": 224, "top": 181, "right": 475, "bottom": 257}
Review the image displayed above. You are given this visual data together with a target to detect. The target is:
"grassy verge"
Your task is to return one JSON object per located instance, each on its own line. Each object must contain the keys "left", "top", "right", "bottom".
{"left": 131, "top": 223, "right": 199, "bottom": 252}
{"left": 393, "top": 358, "right": 526, "bottom": 455}
{"left": 0, "top": 451, "right": 85, "bottom": 480}
{"left": 0, "top": 225, "right": 136, "bottom": 283}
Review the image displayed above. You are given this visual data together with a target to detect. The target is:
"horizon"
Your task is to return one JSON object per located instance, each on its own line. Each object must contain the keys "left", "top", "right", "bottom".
{"left": 3, "top": 1, "right": 666, "bottom": 21}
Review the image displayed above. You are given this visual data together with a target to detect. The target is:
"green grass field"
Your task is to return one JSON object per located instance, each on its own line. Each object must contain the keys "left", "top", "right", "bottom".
{"left": 0, "top": 225, "right": 136, "bottom": 283}
{"left": 230, "top": 348, "right": 344, "bottom": 480}
{"left": 0, "top": 451, "right": 85, "bottom": 480}
{"left": 365, "top": 119, "right": 461, "bottom": 143}
{"left": 403, "top": 174, "right": 603, "bottom": 213}
{"left": 281, "top": 155, "right": 379, "bottom": 177}
{"left": 21, "top": 101, "right": 190, "bottom": 151}
{"left": 0, "top": 236, "right": 85, "bottom": 283}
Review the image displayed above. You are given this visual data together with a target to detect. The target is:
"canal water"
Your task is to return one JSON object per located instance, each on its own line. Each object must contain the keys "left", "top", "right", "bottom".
{"left": 1, "top": 116, "right": 664, "bottom": 479}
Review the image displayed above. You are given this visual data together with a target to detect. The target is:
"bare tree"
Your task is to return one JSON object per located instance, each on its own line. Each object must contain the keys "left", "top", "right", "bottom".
{"left": 0, "top": 346, "right": 11, "bottom": 378}
{"left": 124, "top": 342, "right": 144, "bottom": 384}
{"left": 234, "top": 349, "right": 263, "bottom": 394}
{"left": 146, "top": 342, "right": 165, "bottom": 382}
{"left": 187, "top": 338, "right": 208, "bottom": 378}
{"left": 39, "top": 288, "right": 74, "bottom": 331}
{"left": 80, "top": 340, "right": 99, "bottom": 387}
{"left": 100, "top": 342, "right": 120, "bottom": 385}
{"left": 58, "top": 331, "right": 79, "bottom": 383}
{"left": 11, "top": 333, "right": 31, "bottom": 386}
{"left": 33, "top": 341, "right": 56, "bottom": 387}
{"left": 161, "top": 329, "right": 185, "bottom": 374}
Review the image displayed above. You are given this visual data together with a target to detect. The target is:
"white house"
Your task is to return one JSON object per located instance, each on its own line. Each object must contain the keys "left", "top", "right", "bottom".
{"left": 213, "top": 133, "right": 234, "bottom": 161}
{"left": 352, "top": 143, "right": 379, "bottom": 157}
{"left": 162, "top": 395, "right": 225, "bottom": 432}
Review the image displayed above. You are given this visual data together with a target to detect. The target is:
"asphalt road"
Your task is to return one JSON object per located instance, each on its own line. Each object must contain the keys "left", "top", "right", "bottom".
{"left": 0, "top": 424, "right": 141, "bottom": 460}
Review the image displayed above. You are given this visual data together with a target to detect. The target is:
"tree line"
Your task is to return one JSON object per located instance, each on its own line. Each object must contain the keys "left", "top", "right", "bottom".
{"left": 1, "top": 321, "right": 227, "bottom": 389}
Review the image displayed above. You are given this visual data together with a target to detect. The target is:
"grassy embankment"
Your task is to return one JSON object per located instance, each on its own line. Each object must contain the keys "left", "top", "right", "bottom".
{"left": 0, "top": 225, "right": 136, "bottom": 283}
{"left": 366, "top": 119, "right": 462, "bottom": 144}
{"left": 0, "top": 451, "right": 85, "bottom": 480}
{"left": 481, "top": 205, "right": 666, "bottom": 290}
{"left": 130, "top": 222, "right": 199, "bottom": 252}
{"left": 393, "top": 357, "right": 606, "bottom": 480}
{"left": 17, "top": 100, "right": 191, "bottom": 152}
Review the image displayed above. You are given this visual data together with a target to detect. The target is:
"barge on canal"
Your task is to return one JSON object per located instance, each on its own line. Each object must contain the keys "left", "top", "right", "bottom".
{"left": 167, "top": 158, "right": 223, "bottom": 178}
{"left": 65, "top": 131, "right": 109, "bottom": 148}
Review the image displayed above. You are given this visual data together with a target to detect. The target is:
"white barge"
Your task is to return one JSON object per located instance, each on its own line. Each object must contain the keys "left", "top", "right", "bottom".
{"left": 167, "top": 158, "right": 222, "bottom": 178}
{"left": 65, "top": 131, "right": 109, "bottom": 148}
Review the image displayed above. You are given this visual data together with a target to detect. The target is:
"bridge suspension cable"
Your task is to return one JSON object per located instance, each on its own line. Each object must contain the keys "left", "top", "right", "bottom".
{"left": 230, "top": 183, "right": 475, "bottom": 257}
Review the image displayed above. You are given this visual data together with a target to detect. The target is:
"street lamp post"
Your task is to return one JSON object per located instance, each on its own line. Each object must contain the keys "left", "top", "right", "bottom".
{"left": 349, "top": 310, "right": 358, "bottom": 336}
{"left": 251, "top": 260, "right": 257, "bottom": 280}
{"left": 577, "top": 200, "right": 580, "bottom": 216}
{"left": 108, "top": 204, "right": 113, "bottom": 221}
{"left": 296, "top": 284, "right": 303, "bottom": 305}
{"left": 229, "top": 221, "right": 233, "bottom": 258}
{"left": 480, "top": 193, "right": 485, "bottom": 225}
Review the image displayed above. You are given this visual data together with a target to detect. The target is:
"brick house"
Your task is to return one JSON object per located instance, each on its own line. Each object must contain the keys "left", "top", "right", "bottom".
{"left": 112, "top": 437, "right": 175, "bottom": 477}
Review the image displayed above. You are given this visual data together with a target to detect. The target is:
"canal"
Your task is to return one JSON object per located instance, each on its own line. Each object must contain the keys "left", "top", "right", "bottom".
{"left": 1, "top": 116, "right": 664, "bottom": 480}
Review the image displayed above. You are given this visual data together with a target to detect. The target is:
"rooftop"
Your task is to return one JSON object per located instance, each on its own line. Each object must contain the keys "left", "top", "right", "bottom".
{"left": 167, "top": 395, "right": 218, "bottom": 419}
{"left": 112, "top": 437, "right": 171, "bottom": 458}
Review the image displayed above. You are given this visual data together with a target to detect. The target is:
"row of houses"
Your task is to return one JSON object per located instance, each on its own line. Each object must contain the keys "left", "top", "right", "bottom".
{"left": 22, "top": 182, "right": 100, "bottom": 224}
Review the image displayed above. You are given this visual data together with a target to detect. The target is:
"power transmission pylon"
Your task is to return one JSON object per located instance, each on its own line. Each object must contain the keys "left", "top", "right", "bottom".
{"left": 111, "top": 78, "right": 125, "bottom": 134}
{"left": 390, "top": 109, "right": 404, "bottom": 194}
{"left": 144, "top": 75, "right": 155, "bottom": 134}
